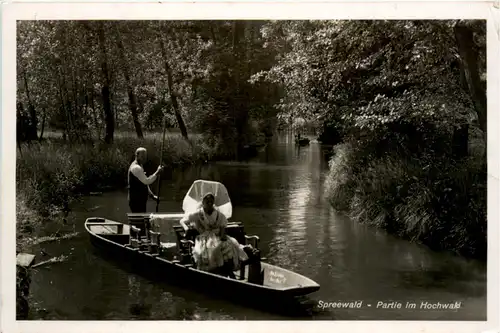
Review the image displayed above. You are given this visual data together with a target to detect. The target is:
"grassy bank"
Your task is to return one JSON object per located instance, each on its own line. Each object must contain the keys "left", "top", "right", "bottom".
{"left": 16, "top": 132, "right": 220, "bottom": 251}
{"left": 324, "top": 140, "right": 487, "bottom": 261}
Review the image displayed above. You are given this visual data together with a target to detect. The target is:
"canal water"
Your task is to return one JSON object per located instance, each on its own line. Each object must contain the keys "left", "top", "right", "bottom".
{"left": 27, "top": 134, "right": 486, "bottom": 320}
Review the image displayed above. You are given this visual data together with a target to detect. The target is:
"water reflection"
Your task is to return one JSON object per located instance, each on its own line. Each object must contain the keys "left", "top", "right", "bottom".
{"left": 27, "top": 134, "right": 487, "bottom": 320}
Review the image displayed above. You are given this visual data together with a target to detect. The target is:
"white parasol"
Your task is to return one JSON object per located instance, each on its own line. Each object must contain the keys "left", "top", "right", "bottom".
{"left": 182, "top": 179, "right": 233, "bottom": 219}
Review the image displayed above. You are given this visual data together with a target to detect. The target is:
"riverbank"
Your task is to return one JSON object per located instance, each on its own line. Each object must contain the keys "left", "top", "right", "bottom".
{"left": 324, "top": 140, "right": 487, "bottom": 261}
{"left": 17, "top": 136, "right": 487, "bottom": 320}
{"left": 16, "top": 133, "right": 221, "bottom": 252}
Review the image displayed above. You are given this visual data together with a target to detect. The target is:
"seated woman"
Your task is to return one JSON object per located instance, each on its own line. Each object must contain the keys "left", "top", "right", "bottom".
{"left": 179, "top": 192, "right": 248, "bottom": 275}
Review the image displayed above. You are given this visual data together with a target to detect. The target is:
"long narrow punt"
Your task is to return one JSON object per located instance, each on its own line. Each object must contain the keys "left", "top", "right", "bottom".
{"left": 85, "top": 217, "right": 320, "bottom": 300}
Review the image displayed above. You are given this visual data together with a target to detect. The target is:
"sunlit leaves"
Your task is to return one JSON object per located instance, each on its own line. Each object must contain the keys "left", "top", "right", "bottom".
{"left": 18, "top": 19, "right": 485, "bottom": 149}
{"left": 254, "top": 19, "right": 483, "bottom": 137}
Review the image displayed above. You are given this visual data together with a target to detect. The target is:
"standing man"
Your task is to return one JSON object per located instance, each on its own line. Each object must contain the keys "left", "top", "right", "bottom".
{"left": 128, "top": 147, "right": 164, "bottom": 213}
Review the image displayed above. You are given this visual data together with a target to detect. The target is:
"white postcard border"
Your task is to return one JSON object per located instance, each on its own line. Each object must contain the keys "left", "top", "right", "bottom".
{"left": 1, "top": 2, "right": 499, "bottom": 333}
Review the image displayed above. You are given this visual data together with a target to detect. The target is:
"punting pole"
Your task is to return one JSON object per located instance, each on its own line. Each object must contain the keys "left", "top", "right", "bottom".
{"left": 155, "top": 115, "right": 167, "bottom": 213}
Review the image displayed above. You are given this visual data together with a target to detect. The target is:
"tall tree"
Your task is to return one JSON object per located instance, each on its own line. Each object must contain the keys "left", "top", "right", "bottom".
{"left": 454, "top": 20, "right": 486, "bottom": 141}
{"left": 255, "top": 20, "right": 484, "bottom": 155}
{"left": 114, "top": 24, "right": 144, "bottom": 138}
{"left": 158, "top": 31, "right": 189, "bottom": 140}
{"left": 97, "top": 22, "right": 115, "bottom": 143}
{"left": 21, "top": 70, "right": 38, "bottom": 141}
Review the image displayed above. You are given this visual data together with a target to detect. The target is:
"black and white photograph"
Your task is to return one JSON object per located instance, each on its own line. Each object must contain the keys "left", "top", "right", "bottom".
{"left": 1, "top": 2, "right": 499, "bottom": 332}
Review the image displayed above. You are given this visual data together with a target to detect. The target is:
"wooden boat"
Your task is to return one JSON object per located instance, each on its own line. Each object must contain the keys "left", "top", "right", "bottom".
{"left": 85, "top": 180, "right": 320, "bottom": 302}
{"left": 240, "top": 142, "right": 267, "bottom": 158}
{"left": 295, "top": 136, "right": 310, "bottom": 146}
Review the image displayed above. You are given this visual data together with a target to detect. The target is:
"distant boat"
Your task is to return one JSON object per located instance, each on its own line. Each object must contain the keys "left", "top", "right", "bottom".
{"left": 240, "top": 142, "right": 267, "bottom": 158}
{"left": 241, "top": 144, "right": 258, "bottom": 155}
{"left": 295, "top": 137, "right": 310, "bottom": 146}
{"left": 85, "top": 180, "right": 320, "bottom": 304}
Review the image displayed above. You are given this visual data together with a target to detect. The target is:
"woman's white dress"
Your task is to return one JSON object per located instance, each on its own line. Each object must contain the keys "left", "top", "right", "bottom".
{"left": 182, "top": 208, "right": 248, "bottom": 272}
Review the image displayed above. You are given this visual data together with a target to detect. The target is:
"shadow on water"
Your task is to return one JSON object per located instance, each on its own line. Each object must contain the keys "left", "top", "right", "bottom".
{"left": 89, "top": 245, "right": 315, "bottom": 319}
{"left": 26, "top": 133, "right": 487, "bottom": 320}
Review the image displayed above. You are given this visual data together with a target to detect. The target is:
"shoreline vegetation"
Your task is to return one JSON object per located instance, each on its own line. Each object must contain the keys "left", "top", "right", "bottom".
{"left": 16, "top": 131, "right": 221, "bottom": 252}
{"left": 324, "top": 137, "right": 486, "bottom": 261}
{"left": 251, "top": 20, "right": 487, "bottom": 262}
{"left": 15, "top": 20, "right": 487, "bottom": 260}
{"left": 15, "top": 20, "right": 487, "bottom": 318}
{"left": 15, "top": 130, "right": 226, "bottom": 319}
{"left": 16, "top": 128, "right": 487, "bottom": 262}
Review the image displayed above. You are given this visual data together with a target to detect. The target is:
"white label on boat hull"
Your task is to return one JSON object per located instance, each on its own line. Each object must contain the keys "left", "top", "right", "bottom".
{"left": 269, "top": 270, "right": 287, "bottom": 284}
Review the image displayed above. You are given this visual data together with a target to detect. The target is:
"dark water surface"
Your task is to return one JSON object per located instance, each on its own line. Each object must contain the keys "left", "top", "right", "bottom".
{"left": 28, "top": 134, "right": 486, "bottom": 320}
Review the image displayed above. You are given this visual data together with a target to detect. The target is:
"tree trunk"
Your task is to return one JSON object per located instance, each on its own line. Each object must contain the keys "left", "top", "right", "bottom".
{"left": 158, "top": 35, "right": 189, "bottom": 140}
{"left": 58, "top": 64, "right": 76, "bottom": 143}
{"left": 17, "top": 139, "right": 23, "bottom": 157}
{"left": 71, "top": 69, "right": 82, "bottom": 141}
{"left": 232, "top": 21, "right": 246, "bottom": 157}
{"left": 22, "top": 71, "right": 38, "bottom": 141}
{"left": 16, "top": 101, "right": 27, "bottom": 143}
{"left": 89, "top": 87, "right": 101, "bottom": 141}
{"left": 56, "top": 72, "right": 71, "bottom": 141}
{"left": 65, "top": 93, "right": 75, "bottom": 142}
{"left": 209, "top": 25, "right": 217, "bottom": 46}
{"left": 38, "top": 109, "right": 46, "bottom": 141}
{"left": 113, "top": 86, "right": 119, "bottom": 130}
{"left": 452, "top": 124, "right": 469, "bottom": 159}
{"left": 454, "top": 21, "right": 486, "bottom": 141}
{"left": 97, "top": 22, "right": 115, "bottom": 144}
{"left": 115, "top": 27, "right": 144, "bottom": 139}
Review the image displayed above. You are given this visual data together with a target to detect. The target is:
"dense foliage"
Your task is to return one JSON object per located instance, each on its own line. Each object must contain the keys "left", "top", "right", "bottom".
{"left": 254, "top": 20, "right": 486, "bottom": 259}
{"left": 16, "top": 20, "right": 487, "bottom": 260}
{"left": 16, "top": 21, "right": 285, "bottom": 259}
{"left": 253, "top": 20, "right": 485, "bottom": 142}
{"left": 17, "top": 21, "right": 281, "bottom": 153}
